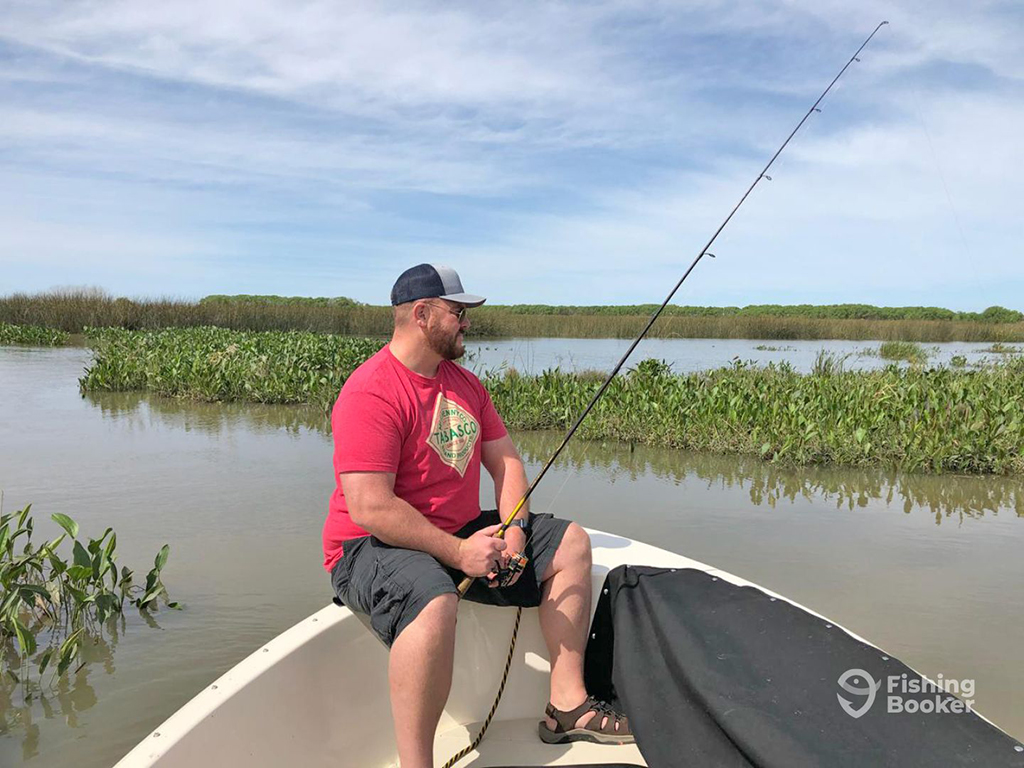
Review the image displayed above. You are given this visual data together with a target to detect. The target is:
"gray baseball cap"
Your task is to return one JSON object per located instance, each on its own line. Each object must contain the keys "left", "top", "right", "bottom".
{"left": 390, "top": 264, "right": 486, "bottom": 307}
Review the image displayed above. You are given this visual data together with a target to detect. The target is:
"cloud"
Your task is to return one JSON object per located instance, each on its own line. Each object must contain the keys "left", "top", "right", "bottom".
{"left": 0, "top": 1, "right": 1021, "bottom": 306}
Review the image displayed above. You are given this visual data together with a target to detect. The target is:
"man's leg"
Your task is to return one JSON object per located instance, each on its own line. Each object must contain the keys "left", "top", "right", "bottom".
{"left": 389, "top": 592, "right": 459, "bottom": 768}
{"left": 537, "top": 522, "right": 594, "bottom": 727}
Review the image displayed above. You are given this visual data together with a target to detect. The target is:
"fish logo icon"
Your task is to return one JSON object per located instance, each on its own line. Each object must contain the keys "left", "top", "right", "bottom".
{"left": 837, "top": 669, "right": 880, "bottom": 719}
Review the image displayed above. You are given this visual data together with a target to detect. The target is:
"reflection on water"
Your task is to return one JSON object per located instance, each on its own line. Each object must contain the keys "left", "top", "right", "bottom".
{"left": 1, "top": 627, "right": 117, "bottom": 761}
{"left": 86, "top": 393, "right": 1024, "bottom": 527}
{"left": 512, "top": 432, "right": 1024, "bottom": 526}
{"left": 85, "top": 390, "right": 329, "bottom": 436}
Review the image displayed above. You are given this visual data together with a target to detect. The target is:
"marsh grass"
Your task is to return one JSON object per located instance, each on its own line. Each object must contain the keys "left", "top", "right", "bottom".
{"left": 488, "top": 302, "right": 1024, "bottom": 322}
{"left": 982, "top": 343, "right": 1021, "bottom": 354}
{"left": 0, "top": 322, "right": 70, "bottom": 347}
{"left": 200, "top": 294, "right": 363, "bottom": 307}
{"left": 0, "top": 289, "right": 395, "bottom": 337}
{"left": 811, "top": 351, "right": 851, "bottom": 376}
{"left": 4, "top": 289, "right": 1024, "bottom": 341}
{"left": 469, "top": 314, "right": 1024, "bottom": 342}
{"left": 878, "top": 340, "right": 928, "bottom": 364}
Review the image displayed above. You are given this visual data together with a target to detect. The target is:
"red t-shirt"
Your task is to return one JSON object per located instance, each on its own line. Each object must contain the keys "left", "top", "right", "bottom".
{"left": 322, "top": 345, "right": 507, "bottom": 571}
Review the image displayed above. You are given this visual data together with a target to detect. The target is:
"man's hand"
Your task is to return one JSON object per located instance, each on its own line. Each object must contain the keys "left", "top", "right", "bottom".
{"left": 495, "top": 524, "right": 527, "bottom": 588}
{"left": 458, "top": 524, "right": 507, "bottom": 577}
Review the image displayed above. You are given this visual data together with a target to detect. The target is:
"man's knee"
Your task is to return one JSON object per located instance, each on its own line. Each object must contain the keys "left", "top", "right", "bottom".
{"left": 410, "top": 592, "right": 459, "bottom": 634}
{"left": 557, "top": 522, "right": 592, "bottom": 567}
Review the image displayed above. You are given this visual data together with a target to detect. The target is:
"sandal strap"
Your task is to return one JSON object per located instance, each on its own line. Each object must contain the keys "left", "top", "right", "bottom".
{"left": 588, "top": 699, "right": 629, "bottom": 735}
{"left": 545, "top": 696, "right": 631, "bottom": 735}
{"left": 545, "top": 696, "right": 596, "bottom": 732}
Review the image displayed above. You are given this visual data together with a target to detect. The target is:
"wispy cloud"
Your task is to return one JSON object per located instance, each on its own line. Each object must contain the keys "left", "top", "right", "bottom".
{"left": 1, "top": 1, "right": 1021, "bottom": 307}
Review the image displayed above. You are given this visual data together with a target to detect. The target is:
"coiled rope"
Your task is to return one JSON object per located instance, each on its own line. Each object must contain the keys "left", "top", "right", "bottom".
{"left": 441, "top": 607, "right": 522, "bottom": 768}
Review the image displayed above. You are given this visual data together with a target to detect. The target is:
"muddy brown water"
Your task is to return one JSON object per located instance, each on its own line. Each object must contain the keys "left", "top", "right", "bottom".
{"left": 1, "top": 346, "right": 1022, "bottom": 766}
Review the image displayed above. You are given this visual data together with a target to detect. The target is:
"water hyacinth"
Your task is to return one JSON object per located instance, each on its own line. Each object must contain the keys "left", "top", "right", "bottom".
{"left": 80, "top": 328, "right": 1024, "bottom": 474}
{"left": 81, "top": 326, "right": 385, "bottom": 411}
{"left": 484, "top": 357, "right": 1024, "bottom": 475}
{"left": 0, "top": 322, "right": 70, "bottom": 347}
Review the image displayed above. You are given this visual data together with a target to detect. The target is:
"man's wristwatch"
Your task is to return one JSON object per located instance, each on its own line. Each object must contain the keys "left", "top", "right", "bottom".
{"left": 509, "top": 518, "right": 530, "bottom": 532}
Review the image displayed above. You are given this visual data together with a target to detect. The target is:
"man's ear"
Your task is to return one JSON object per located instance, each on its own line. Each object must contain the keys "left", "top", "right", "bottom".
{"left": 413, "top": 301, "right": 430, "bottom": 326}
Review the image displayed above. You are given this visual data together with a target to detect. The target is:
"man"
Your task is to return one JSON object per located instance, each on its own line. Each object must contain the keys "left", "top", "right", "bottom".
{"left": 322, "top": 264, "right": 632, "bottom": 767}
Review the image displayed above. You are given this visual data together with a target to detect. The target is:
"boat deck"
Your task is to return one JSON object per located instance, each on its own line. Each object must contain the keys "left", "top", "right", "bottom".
{"left": 437, "top": 718, "right": 646, "bottom": 767}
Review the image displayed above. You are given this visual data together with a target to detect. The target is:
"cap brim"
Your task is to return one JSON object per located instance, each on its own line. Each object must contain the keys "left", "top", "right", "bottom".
{"left": 440, "top": 292, "right": 486, "bottom": 307}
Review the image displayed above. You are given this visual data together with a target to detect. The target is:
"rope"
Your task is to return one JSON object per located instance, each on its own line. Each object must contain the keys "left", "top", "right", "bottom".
{"left": 441, "top": 607, "right": 522, "bottom": 768}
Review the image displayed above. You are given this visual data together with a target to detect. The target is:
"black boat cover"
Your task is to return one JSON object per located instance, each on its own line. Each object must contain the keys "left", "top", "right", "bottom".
{"left": 579, "top": 565, "right": 1024, "bottom": 768}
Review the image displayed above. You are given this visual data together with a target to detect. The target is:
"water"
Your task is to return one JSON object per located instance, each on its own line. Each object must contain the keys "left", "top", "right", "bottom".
{"left": 0, "top": 346, "right": 1022, "bottom": 766}
{"left": 464, "top": 337, "right": 1011, "bottom": 374}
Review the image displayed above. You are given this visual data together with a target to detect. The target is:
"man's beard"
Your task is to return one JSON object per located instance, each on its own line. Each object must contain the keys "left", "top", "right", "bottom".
{"left": 425, "top": 322, "right": 464, "bottom": 360}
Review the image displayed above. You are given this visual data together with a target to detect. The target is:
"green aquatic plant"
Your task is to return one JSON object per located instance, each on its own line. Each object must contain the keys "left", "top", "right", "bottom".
{"left": 629, "top": 358, "right": 674, "bottom": 379}
{"left": 950, "top": 355, "right": 968, "bottom": 368}
{"left": 982, "top": 343, "right": 1021, "bottom": 355}
{"left": 0, "top": 503, "right": 176, "bottom": 685}
{"left": 878, "top": 340, "right": 928, "bottom": 364}
{"left": 0, "top": 322, "right": 70, "bottom": 347}
{"left": 79, "top": 330, "right": 1024, "bottom": 474}
{"left": 485, "top": 357, "right": 1024, "bottom": 475}
{"left": 81, "top": 326, "right": 385, "bottom": 412}
{"left": 811, "top": 351, "right": 851, "bottom": 376}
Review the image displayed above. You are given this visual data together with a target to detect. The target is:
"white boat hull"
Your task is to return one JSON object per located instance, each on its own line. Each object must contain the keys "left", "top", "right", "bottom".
{"left": 112, "top": 529, "right": 909, "bottom": 767}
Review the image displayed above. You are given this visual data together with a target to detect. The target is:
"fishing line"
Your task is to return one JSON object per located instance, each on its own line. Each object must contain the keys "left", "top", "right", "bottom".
{"left": 908, "top": 84, "right": 979, "bottom": 280}
{"left": 457, "top": 20, "right": 891, "bottom": 598}
{"left": 443, "top": 21, "right": 890, "bottom": 767}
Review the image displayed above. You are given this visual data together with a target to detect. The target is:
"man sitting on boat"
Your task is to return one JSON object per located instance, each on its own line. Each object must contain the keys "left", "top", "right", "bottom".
{"left": 322, "top": 264, "right": 632, "bottom": 767}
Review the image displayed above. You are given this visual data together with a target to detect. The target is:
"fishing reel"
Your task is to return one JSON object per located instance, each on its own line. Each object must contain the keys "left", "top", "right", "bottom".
{"left": 490, "top": 550, "right": 529, "bottom": 588}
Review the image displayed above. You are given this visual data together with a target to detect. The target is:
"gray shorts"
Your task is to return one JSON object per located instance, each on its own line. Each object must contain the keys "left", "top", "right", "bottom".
{"left": 330, "top": 510, "right": 572, "bottom": 647}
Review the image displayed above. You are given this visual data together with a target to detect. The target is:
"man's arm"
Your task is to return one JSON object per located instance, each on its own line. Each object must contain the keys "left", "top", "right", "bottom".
{"left": 481, "top": 435, "right": 530, "bottom": 523}
{"left": 341, "top": 471, "right": 505, "bottom": 577}
{"left": 480, "top": 435, "right": 530, "bottom": 585}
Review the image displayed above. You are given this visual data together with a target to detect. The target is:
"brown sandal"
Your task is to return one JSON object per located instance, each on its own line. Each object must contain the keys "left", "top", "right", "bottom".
{"left": 538, "top": 695, "right": 634, "bottom": 744}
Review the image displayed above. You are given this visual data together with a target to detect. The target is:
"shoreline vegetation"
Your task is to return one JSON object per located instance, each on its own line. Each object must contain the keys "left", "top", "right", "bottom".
{"left": 3, "top": 289, "right": 1024, "bottom": 342}
{"left": 0, "top": 322, "right": 70, "bottom": 347}
{"left": 77, "top": 327, "right": 1024, "bottom": 475}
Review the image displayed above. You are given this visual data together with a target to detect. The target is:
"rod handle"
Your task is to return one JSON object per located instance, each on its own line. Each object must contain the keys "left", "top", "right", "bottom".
{"left": 456, "top": 517, "right": 512, "bottom": 597}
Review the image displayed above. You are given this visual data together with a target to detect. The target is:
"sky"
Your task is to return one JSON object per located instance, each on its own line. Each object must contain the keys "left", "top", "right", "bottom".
{"left": 1, "top": 1, "right": 1022, "bottom": 308}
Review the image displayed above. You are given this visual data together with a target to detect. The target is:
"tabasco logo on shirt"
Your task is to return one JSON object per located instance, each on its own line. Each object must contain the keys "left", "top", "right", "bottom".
{"left": 426, "top": 393, "right": 480, "bottom": 476}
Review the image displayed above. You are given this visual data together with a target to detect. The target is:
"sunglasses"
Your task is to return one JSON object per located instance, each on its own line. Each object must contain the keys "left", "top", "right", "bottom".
{"left": 426, "top": 301, "right": 468, "bottom": 322}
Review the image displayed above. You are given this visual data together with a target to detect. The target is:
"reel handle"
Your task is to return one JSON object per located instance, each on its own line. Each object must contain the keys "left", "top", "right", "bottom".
{"left": 457, "top": 551, "right": 528, "bottom": 597}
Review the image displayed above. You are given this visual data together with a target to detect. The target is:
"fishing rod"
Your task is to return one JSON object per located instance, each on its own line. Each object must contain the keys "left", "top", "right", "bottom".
{"left": 442, "top": 23, "right": 891, "bottom": 768}
{"left": 457, "top": 19, "right": 889, "bottom": 597}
